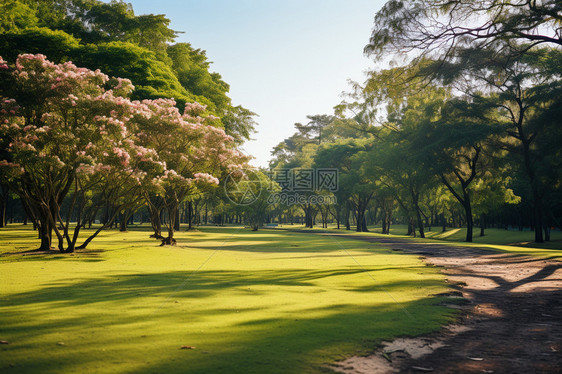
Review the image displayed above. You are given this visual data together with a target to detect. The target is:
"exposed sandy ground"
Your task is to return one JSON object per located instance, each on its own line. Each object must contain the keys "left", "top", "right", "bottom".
{"left": 325, "top": 235, "right": 562, "bottom": 373}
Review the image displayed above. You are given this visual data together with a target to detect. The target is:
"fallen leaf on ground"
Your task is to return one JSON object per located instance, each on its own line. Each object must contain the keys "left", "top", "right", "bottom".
{"left": 180, "top": 345, "right": 196, "bottom": 350}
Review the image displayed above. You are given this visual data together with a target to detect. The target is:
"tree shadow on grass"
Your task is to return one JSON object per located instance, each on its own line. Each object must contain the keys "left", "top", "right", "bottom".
{"left": 1, "top": 227, "right": 383, "bottom": 261}
{"left": 327, "top": 233, "right": 562, "bottom": 263}
{"left": 1, "top": 267, "right": 442, "bottom": 308}
{"left": 0, "top": 229, "right": 458, "bottom": 373}
{"left": 0, "top": 267, "right": 454, "bottom": 374}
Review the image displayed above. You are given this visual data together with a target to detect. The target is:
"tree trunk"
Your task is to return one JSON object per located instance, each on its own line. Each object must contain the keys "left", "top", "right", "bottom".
{"left": 77, "top": 208, "right": 120, "bottom": 250}
{"left": 174, "top": 207, "right": 180, "bottom": 231}
{"left": 356, "top": 207, "right": 364, "bottom": 232}
{"left": 544, "top": 225, "right": 551, "bottom": 242}
{"left": 304, "top": 204, "right": 314, "bottom": 228}
{"left": 0, "top": 184, "right": 8, "bottom": 228}
{"left": 187, "top": 201, "right": 193, "bottom": 230}
{"left": 382, "top": 203, "right": 392, "bottom": 234}
{"left": 543, "top": 212, "right": 551, "bottom": 241}
{"left": 38, "top": 221, "right": 52, "bottom": 251}
{"left": 345, "top": 202, "right": 351, "bottom": 230}
{"left": 162, "top": 200, "right": 179, "bottom": 245}
{"left": 416, "top": 208, "right": 425, "bottom": 238}
{"left": 386, "top": 214, "right": 392, "bottom": 234}
{"left": 408, "top": 219, "right": 416, "bottom": 237}
{"left": 146, "top": 201, "right": 162, "bottom": 238}
{"left": 463, "top": 192, "right": 473, "bottom": 242}
{"left": 334, "top": 205, "right": 341, "bottom": 229}
{"left": 411, "top": 189, "right": 425, "bottom": 238}
{"left": 534, "top": 198, "right": 544, "bottom": 243}
{"left": 355, "top": 195, "right": 372, "bottom": 232}
{"left": 119, "top": 212, "right": 127, "bottom": 232}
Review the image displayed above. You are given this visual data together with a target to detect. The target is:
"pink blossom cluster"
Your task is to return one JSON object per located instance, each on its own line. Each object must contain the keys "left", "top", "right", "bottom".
{"left": 193, "top": 172, "right": 220, "bottom": 185}
{"left": 0, "top": 159, "right": 24, "bottom": 175}
{"left": 0, "top": 54, "right": 251, "bottom": 204}
{"left": 0, "top": 57, "right": 8, "bottom": 69}
{"left": 112, "top": 146, "right": 131, "bottom": 167}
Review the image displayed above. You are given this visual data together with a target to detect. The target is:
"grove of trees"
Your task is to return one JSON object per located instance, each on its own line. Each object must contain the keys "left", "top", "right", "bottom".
{"left": 268, "top": 0, "right": 562, "bottom": 243}
{"left": 0, "top": 53, "right": 248, "bottom": 251}
{"left": 0, "top": 0, "right": 560, "bottom": 248}
{"left": 0, "top": 0, "right": 254, "bottom": 251}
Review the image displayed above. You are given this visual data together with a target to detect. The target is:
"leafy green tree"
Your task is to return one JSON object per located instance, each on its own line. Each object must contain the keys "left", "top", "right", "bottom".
{"left": 314, "top": 140, "right": 355, "bottom": 230}
{"left": 472, "top": 172, "right": 521, "bottom": 237}
{"left": 167, "top": 43, "right": 230, "bottom": 113}
{"left": 220, "top": 105, "right": 257, "bottom": 144}
{"left": 0, "top": 27, "right": 79, "bottom": 63}
{"left": 459, "top": 47, "right": 562, "bottom": 242}
{"left": 418, "top": 98, "right": 499, "bottom": 242}
{"left": 74, "top": 41, "right": 199, "bottom": 106}
{"left": 270, "top": 116, "right": 335, "bottom": 169}
{"left": 366, "top": 0, "right": 562, "bottom": 63}
{"left": 315, "top": 139, "right": 376, "bottom": 232}
{"left": 236, "top": 170, "right": 280, "bottom": 231}
{"left": 21, "top": 0, "right": 177, "bottom": 56}
{"left": 132, "top": 99, "right": 249, "bottom": 244}
{"left": 294, "top": 115, "right": 334, "bottom": 145}
{"left": 349, "top": 65, "right": 447, "bottom": 237}
{"left": 1, "top": 0, "right": 256, "bottom": 144}
{"left": 0, "top": 54, "right": 141, "bottom": 251}
{"left": 368, "top": 129, "right": 436, "bottom": 238}
{"left": 0, "top": 0, "right": 38, "bottom": 32}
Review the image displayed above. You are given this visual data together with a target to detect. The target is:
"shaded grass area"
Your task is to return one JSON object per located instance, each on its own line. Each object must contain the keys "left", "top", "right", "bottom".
{"left": 367, "top": 224, "right": 562, "bottom": 250}
{"left": 286, "top": 223, "right": 562, "bottom": 260}
{"left": 0, "top": 226, "right": 454, "bottom": 373}
{"left": 424, "top": 226, "right": 562, "bottom": 249}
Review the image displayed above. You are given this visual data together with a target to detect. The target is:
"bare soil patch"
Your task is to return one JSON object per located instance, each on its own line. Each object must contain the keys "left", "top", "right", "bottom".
{"left": 327, "top": 235, "right": 562, "bottom": 373}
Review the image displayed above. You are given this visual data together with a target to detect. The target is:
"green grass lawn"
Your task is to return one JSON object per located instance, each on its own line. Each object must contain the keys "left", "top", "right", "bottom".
{"left": 284, "top": 223, "right": 562, "bottom": 259}
{"left": 0, "top": 225, "right": 454, "bottom": 374}
{"left": 424, "top": 226, "right": 562, "bottom": 246}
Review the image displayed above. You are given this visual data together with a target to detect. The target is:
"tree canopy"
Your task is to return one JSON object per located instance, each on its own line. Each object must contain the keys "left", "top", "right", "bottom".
{"left": 0, "top": 0, "right": 256, "bottom": 142}
{"left": 366, "top": 0, "right": 562, "bottom": 63}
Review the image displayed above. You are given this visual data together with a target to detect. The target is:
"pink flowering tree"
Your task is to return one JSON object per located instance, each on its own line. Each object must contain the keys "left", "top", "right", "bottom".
{"left": 0, "top": 54, "right": 149, "bottom": 252}
{"left": 132, "top": 99, "right": 249, "bottom": 244}
{"left": 0, "top": 53, "right": 249, "bottom": 250}
{"left": 70, "top": 135, "right": 164, "bottom": 250}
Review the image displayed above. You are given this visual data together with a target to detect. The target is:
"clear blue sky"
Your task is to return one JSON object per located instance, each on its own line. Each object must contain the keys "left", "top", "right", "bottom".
{"left": 124, "top": 0, "right": 386, "bottom": 166}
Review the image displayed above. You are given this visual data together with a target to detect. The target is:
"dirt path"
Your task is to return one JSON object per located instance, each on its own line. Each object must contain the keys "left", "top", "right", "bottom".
{"left": 323, "top": 234, "right": 562, "bottom": 373}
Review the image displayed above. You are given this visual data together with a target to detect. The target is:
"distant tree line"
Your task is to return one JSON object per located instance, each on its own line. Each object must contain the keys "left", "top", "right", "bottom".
{"left": 266, "top": 0, "right": 562, "bottom": 243}
{"left": 1, "top": 0, "right": 560, "bottom": 246}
